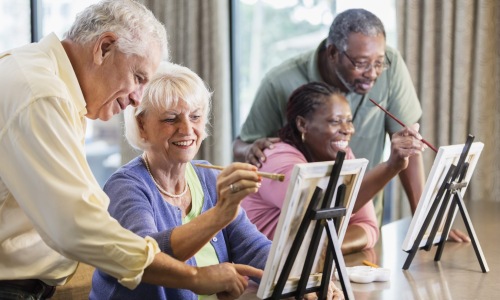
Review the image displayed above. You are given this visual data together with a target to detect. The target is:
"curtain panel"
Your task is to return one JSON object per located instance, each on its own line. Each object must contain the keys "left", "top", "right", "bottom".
{"left": 122, "top": 0, "right": 232, "bottom": 166}
{"left": 396, "top": 0, "right": 500, "bottom": 203}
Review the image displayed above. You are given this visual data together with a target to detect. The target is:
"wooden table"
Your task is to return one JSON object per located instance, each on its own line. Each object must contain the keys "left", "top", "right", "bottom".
{"left": 342, "top": 200, "right": 500, "bottom": 299}
{"left": 240, "top": 200, "right": 500, "bottom": 299}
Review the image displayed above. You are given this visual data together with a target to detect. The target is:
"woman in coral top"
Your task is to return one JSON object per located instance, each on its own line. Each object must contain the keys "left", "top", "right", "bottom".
{"left": 242, "top": 82, "right": 426, "bottom": 254}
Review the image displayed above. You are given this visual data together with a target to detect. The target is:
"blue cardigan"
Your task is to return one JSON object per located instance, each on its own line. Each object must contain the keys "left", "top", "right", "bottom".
{"left": 90, "top": 157, "right": 271, "bottom": 300}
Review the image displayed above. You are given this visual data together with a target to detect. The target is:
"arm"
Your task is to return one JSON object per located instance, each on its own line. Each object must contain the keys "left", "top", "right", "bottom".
{"left": 398, "top": 152, "right": 425, "bottom": 213}
{"left": 1, "top": 98, "right": 162, "bottom": 288}
{"left": 169, "top": 163, "right": 263, "bottom": 261}
{"left": 341, "top": 200, "right": 379, "bottom": 255}
{"left": 106, "top": 162, "right": 262, "bottom": 262}
{"left": 3, "top": 99, "right": 260, "bottom": 298}
{"left": 143, "top": 253, "right": 262, "bottom": 299}
{"left": 354, "top": 124, "right": 426, "bottom": 212}
{"left": 341, "top": 225, "right": 369, "bottom": 255}
{"left": 233, "top": 136, "right": 281, "bottom": 167}
{"left": 104, "top": 163, "right": 264, "bottom": 296}
{"left": 224, "top": 209, "right": 272, "bottom": 270}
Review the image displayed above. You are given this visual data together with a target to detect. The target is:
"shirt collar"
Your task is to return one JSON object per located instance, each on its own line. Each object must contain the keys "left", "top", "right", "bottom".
{"left": 38, "top": 33, "right": 87, "bottom": 118}
{"left": 307, "top": 39, "right": 327, "bottom": 82}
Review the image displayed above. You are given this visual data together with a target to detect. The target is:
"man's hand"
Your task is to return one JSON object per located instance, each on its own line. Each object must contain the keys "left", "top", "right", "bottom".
{"left": 233, "top": 136, "right": 280, "bottom": 168}
{"left": 191, "top": 263, "right": 263, "bottom": 300}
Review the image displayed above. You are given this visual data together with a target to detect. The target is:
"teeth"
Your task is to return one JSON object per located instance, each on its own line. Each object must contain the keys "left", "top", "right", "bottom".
{"left": 333, "top": 141, "right": 348, "bottom": 149}
{"left": 173, "top": 140, "right": 193, "bottom": 146}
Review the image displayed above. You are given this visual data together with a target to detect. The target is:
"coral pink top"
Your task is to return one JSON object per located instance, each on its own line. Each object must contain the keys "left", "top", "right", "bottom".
{"left": 242, "top": 142, "right": 379, "bottom": 249}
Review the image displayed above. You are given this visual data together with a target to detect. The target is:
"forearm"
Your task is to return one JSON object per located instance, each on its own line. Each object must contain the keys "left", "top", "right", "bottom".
{"left": 142, "top": 252, "right": 198, "bottom": 289}
{"left": 233, "top": 137, "right": 250, "bottom": 162}
{"left": 354, "top": 162, "right": 400, "bottom": 212}
{"left": 341, "top": 225, "right": 368, "bottom": 255}
{"left": 398, "top": 154, "right": 425, "bottom": 214}
{"left": 170, "top": 207, "right": 230, "bottom": 261}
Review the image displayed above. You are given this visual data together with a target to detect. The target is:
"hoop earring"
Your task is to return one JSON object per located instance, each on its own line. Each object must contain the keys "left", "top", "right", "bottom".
{"left": 301, "top": 132, "right": 305, "bottom": 143}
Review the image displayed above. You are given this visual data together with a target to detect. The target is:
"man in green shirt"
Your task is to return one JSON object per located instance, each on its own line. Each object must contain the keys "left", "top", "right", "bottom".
{"left": 234, "top": 9, "right": 469, "bottom": 242}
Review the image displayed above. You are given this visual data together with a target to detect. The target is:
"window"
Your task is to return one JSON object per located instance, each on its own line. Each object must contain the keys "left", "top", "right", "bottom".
{"left": 1, "top": 0, "right": 118, "bottom": 187}
{"left": 231, "top": 0, "right": 397, "bottom": 134}
{"left": 0, "top": 0, "right": 30, "bottom": 50}
{"left": 37, "top": 1, "right": 118, "bottom": 186}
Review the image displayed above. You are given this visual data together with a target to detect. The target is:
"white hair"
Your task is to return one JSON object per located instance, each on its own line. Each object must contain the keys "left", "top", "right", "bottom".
{"left": 64, "top": 0, "right": 168, "bottom": 59}
{"left": 125, "top": 62, "right": 212, "bottom": 150}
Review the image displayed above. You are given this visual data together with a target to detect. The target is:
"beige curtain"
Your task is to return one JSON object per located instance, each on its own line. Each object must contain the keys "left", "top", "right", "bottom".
{"left": 396, "top": 0, "right": 500, "bottom": 203}
{"left": 122, "top": 0, "right": 232, "bottom": 166}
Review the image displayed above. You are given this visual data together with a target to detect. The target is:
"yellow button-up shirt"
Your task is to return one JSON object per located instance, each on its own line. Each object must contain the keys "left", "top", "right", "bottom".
{"left": 0, "top": 33, "right": 159, "bottom": 289}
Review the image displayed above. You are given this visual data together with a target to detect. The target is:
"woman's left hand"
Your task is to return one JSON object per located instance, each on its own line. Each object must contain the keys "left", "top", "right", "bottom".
{"left": 215, "top": 162, "right": 262, "bottom": 224}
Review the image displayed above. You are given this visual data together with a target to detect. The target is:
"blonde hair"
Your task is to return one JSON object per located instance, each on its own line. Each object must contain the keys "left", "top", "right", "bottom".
{"left": 125, "top": 62, "right": 212, "bottom": 150}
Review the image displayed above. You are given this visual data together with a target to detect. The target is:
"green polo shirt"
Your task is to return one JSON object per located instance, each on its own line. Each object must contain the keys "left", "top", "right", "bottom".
{"left": 239, "top": 40, "right": 422, "bottom": 224}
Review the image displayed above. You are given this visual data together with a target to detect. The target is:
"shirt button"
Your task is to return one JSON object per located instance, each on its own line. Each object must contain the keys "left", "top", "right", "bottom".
{"left": 212, "top": 237, "right": 218, "bottom": 242}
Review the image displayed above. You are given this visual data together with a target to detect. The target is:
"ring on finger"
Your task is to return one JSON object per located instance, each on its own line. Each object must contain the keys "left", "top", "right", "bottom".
{"left": 229, "top": 183, "right": 239, "bottom": 193}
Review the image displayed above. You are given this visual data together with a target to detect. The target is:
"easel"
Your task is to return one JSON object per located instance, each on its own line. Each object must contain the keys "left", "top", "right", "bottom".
{"left": 267, "top": 152, "right": 355, "bottom": 300}
{"left": 403, "top": 135, "right": 489, "bottom": 273}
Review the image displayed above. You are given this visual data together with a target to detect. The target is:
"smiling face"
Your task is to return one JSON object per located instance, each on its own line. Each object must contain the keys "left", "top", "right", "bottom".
{"left": 139, "top": 100, "right": 206, "bottom": 164}
{"left": 83, "top": 33, "right": 162, "bottom": 121}
{"left": 332, "top": 32, "right": 386, "bottom": 94}
{"left": 300, "top": 94, "right": 355, "bottom": 162}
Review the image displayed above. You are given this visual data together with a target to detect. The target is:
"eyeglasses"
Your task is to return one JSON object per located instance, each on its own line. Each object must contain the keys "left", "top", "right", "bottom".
{"left": 342, "top": 52, "right": 388, "bottom": 73}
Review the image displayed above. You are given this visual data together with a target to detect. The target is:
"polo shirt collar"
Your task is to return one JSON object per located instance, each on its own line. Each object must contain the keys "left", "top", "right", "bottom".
{"left": 307, "top": 39, "right": 327, "bottom": 83}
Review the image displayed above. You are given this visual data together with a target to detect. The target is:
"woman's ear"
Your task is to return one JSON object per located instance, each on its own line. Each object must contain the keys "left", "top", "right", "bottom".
{"left": 296, "top": 115, "right": 307, "bottom": 134}
{"left": 137, "top": 113, "right": 147, "bottom": 140}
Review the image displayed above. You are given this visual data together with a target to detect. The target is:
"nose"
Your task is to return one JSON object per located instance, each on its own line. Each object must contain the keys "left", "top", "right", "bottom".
{"left": 129, "top": 85, "right": 145, "bottom": 107}
{"left": 339, "top": 121, "right": 355, "bottom": 135}
{"left": 363, "top": 65, "right": 378, "bottom": 80}
{"left": 178, "top": 116, "right": 193, "bottom": 135}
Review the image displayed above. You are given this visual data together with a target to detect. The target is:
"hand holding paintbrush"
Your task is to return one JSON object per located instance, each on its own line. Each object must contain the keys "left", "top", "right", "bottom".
{"left": 369, "top": 98, "right": 438, "bottom": 152}
{"left": 194, "top": 163, "right": 285, "bottom": 182}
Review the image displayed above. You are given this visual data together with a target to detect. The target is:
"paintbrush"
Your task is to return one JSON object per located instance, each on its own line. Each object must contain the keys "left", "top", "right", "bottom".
{"left": 362, "top": 260, "right": 380, "bottom": 268}
{"left": 194, "top": 163, "right": 285, "bottom": 182}
{"left": 369, "top": 98, "right": 438, "bottom": 152}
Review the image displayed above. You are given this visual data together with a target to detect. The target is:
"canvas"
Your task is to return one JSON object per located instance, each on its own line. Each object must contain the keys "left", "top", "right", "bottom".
{"left": 257, "top": 158, "right": 368, "bottom": 299}
{"left": 402, "top": 142, "right": 484, "bottom": 251}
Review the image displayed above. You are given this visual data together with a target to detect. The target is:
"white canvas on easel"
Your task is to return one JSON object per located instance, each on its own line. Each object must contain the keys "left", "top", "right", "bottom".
{"left": 402, "top": 142, "right": 484, "bottom": 251}
{"left": 257, "top": 158, "right": 368, "bottom": 299}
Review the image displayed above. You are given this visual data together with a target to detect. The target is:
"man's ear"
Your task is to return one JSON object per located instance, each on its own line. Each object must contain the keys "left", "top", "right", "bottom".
{"left": 93, "top": 32, "right": 118, "bottom": 65}
{"left": 296, "top": 116, "right": 307, "bottom": 134}
{"left": 327, "top": 44, "right": 340, "bottom": 60}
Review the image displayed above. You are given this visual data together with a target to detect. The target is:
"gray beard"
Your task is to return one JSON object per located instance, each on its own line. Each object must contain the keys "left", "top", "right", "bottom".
{"left": 335, "top": 68, "right": 356, "bottom": 93}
